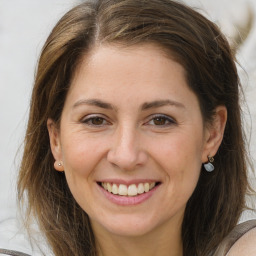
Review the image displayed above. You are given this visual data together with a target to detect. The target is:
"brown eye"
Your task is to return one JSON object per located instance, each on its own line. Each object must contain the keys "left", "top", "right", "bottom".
{"left": 91, "top": 117, "right": 104, "bottom": 125}
{"left": 146, "top": 115, "right": 176, "bottom": 127}
{"left": 82, "top": 116, "right": 109, "bottom": 126}
{"left": 153, "top": 117, "right": 167, "bottom": 125}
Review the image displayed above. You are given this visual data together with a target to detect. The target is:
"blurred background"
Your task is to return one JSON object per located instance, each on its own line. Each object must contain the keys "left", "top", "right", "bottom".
{"left": 0, "top": 0, "right": 256, "bottom": 253}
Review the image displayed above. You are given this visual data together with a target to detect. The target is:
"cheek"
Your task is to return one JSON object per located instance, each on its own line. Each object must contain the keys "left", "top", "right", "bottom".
{"left": 61, "top": 133, "right": 106, "bottom": 178}
{"left": 152, "top": 132, "right": 203, "bottom": 170}
{"left": 60, "top": 134, "right": 107, "bottom": 212}
{"left": 150, "top": 132, "right": 203, "bottom": 192}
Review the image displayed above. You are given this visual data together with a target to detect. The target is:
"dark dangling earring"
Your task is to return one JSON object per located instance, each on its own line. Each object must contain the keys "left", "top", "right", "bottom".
{"left": 204, "top": 156, "right": 214, "bottom": 172}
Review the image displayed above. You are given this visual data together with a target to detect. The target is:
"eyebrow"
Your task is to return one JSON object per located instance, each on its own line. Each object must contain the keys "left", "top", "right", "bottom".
{"left": 72, "top": 98, "right": 185, "bottom": 111}
{"left": 141, "top": 100, "right": 185, "bottom": 110}
{"left": 73, "top": 99, "right": 115, "bottom": 110}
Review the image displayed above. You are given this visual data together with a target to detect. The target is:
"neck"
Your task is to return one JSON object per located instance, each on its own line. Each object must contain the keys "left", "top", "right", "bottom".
{"left": 92, "top": 217, "right": 183, "bottom": 256}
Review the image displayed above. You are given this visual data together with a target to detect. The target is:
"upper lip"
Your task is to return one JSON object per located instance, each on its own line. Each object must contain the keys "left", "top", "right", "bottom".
{"left": 97, "top": 179, "right": 161, "bottom": 186}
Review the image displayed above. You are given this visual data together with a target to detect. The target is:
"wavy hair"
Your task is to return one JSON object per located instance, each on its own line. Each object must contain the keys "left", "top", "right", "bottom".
{"left": 18, "top": 0, "right": 250, "bottom": 255}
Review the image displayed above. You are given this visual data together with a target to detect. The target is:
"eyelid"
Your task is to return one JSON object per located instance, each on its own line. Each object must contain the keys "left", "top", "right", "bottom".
{"left": 81, "top": 114, "right": 111, "bottom": 126}
{"left": 145, "top": 114, "right": 177, "bottom": 126}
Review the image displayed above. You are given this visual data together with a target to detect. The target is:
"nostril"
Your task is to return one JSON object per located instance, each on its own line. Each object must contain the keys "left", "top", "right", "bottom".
{"left": 107, "top": 148, "right": 148, "bottom": 171}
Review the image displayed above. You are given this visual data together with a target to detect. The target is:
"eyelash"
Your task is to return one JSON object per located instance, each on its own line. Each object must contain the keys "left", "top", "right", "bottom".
{"left": 81, "top": 115, "right": 110, "bottom": 126}
{"left": 145, "top": 114, "right": 176, "bottom": 127}
{"left": 81, "top": 114, "right": 176, "bottom": 128}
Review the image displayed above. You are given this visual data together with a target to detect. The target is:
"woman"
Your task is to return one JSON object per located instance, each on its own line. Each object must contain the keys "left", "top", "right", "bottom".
{"left": 3, "top": 0, "right": 256, "bottom": 255}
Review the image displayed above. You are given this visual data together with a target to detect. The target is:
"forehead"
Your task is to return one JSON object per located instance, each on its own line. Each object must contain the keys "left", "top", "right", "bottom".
{"left": 72, "top": 44, "right": 186, "bottom": 88}
{"left": 65, "top": 43, "right": 198, "bottom": 110}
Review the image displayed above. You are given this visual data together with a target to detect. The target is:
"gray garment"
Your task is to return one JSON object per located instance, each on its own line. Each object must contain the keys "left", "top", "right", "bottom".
{"left": 0, "top": 249, "right": 31, "bottom": 256}
{"left": 212, "top": 219, "right": 256, "bottom": 255}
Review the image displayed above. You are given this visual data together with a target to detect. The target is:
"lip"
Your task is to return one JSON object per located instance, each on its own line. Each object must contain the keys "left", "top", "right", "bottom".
{"left": 97, "top": 181, "right": 160, "bottom": 206}
{"left": 98, "top": 179, "right": 159, "bottom": 186}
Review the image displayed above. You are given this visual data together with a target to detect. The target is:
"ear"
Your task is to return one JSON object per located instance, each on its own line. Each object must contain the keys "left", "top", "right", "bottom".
{"left": 47, "top": 119, "right": 64, "bottom": 171}
{"left": 202, "top": 106, "right": 227, "bottom": 163}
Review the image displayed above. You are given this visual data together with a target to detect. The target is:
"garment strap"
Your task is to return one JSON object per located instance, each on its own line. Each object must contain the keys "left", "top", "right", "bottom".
{"left": 212, "top": 219, "right": 256, "bottom": 256}
{"left": 0, "top": 249, "right": 31, "bottom": 256}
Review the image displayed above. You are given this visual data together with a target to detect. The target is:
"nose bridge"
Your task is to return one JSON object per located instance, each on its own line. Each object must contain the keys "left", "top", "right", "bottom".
{"left": 107, "top": 122, "right": 146, "bottom": 170}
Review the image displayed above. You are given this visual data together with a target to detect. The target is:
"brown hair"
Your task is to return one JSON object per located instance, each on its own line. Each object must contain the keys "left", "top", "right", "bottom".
{"left": 18, "top": 0, "right": 250, "bottom": 255}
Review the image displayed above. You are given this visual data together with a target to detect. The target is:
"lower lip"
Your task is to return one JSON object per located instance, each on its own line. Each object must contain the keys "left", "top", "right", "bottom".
{"left": 98, "top": 184, "right": 159, "bottom": 206}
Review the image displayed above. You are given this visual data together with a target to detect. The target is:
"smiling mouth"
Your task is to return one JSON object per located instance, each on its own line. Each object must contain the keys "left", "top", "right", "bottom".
{"left": 99, "top": 182, "right": 160, "bottom": 197}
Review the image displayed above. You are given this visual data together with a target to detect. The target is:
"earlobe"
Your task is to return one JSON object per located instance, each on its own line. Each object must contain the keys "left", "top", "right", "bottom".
{"left": 54, "top": 160, "right": 64, "bottom": 172}
{"left": 202, "top": 106, "right": 227, "bottom": 163}
{"left": 47, "top": 119, "right": 64, "bottom": 171}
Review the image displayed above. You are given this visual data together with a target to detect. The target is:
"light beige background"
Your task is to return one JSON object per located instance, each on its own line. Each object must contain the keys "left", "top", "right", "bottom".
{"left": 0, "top": 0, "right": 255, "bottom": 253}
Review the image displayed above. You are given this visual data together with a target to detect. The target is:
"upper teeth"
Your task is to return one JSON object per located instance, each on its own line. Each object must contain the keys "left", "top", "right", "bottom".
{"left": 101, "top": 182, "right": 156, "bottom": 196}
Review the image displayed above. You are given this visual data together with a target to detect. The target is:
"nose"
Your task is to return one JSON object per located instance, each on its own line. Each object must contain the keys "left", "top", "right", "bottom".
{"left": 107, "top": 125, "right": 148, "bottom": 171}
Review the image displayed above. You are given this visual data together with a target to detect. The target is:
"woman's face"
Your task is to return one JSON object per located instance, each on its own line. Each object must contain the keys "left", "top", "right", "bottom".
{"left": 49, "top": 44, "right": 214, "bottom": 237}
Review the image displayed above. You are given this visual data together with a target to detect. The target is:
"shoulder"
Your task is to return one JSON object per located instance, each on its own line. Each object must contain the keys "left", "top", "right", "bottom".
{"left": 227, "top": 226, "right": 256, "bottom": 255}
{"left": 212, "top": 219, "right": 256, "bottom": 256}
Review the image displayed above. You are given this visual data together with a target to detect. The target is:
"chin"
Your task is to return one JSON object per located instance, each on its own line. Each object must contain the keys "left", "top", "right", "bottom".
{"left": 91, "top": 213, "right": 169, "bottom": 238}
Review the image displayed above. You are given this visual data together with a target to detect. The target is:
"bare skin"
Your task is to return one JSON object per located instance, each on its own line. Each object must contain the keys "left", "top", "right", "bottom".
{"left": 48, "top": 44, "right": 227, "bottom": 256}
